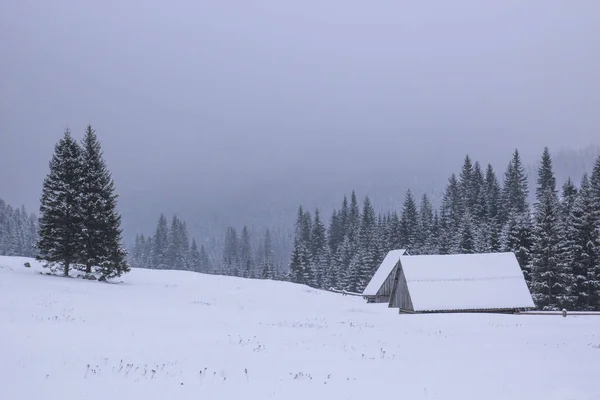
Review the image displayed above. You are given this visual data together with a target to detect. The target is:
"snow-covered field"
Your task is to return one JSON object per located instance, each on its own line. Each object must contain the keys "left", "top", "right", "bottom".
{"left": 1, "top": 256, "right": 599, "bottom": 400}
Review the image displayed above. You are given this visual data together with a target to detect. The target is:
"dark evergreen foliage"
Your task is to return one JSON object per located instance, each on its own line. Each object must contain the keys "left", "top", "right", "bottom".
{"left": 530, "top": 148, "right": 563, "bottom": 309}
{"left": 35, "top": 126, "right": 128, "bottom": 280}
{"left": 37, "top": 129, "right": 85, "bottom": 276}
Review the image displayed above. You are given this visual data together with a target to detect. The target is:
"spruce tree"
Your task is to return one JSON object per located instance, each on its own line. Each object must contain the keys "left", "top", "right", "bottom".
{"left": 556, "top": 178, "right": 579, "bottom": 308}
{"left": 471, "top": 162, "right": 487, "bottom": 223}
{"left": 439, "top": 174, "right": 462, "bottom": 253}
{"left": 530, "top": 147, "right": 563, "bottom": 309}
{"left": 310, "top": 209, "right": 327, "bottom": 288}
{"left": 347, "top": 191, "right": 360, "bottom": 249}
{"left": 458, "top": 211, "right": 476, "bottom": 254}
{"left": 239, "top": 226, "right": 253, "bottom": 278}
{"left": 289, "top": 234, "right": 305, "bottom": 284}
{"left": 327, "top": 210, "right": 342, "bottom": 256}
{"left": 77, "top": 125, "right": 129, "bottom": 279}
{"left": 500, "top": 149, "right": 533, "bottom": 281}
{"left": 222, "top": 227, "right": 239, "bottom": 276}
{"left": 142, "top": 236, "right": 153, "bottom": 268}
{"left": 289, "top": 208, "right": 311, "bottom": 284}
{"left": 568, "top": 174, "right": 600, "bottom": 310}
{"left": 400, "top": 190, "right": 419, "bottom": 252}
{"left": 501, "top": 210, "right": 534, "bottom": 282}
{"left": 501, "top": 149, "right": 529, "bottom": 221}
{"left": 376, "top": 213, "right": 389, "bottom": 260}
{"left": 199, "top": 244, "right": 211, "bottom": 273}
{"left": 388, "top": 211, "right": 402, "bottom": 250}
{"left": 459, "top": 155, "right": 474, "bottom": 213}
{"left": 37, "top": 129, "right": 85, "bottom": 276}
{"left": 261, "top": 229, "right": 275, "bottom": 280}
{"left": 189, "top": 238, "right": 202, "bottom": 272}
{"left": 153, "top": 214, "right": 169, "bottom": 269}
{"left": 356, "top": 196, "right": 378, "bottom": 291}
{"left": 560, "top": 178, "right": 578, "bottom": 219}
{"left": 485, "top": 164, "right": 502, "bottom": 251}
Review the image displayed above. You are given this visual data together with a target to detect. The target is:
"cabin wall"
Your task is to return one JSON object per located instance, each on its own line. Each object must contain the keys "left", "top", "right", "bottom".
{"left": 375, "top": 264, "right": 399, "bottom": 298}
{"left": 389, "top": 267, "right": 413, "bottom": 311}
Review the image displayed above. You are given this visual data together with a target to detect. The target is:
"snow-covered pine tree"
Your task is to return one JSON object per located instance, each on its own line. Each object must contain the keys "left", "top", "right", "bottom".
{"left": 0, "top": 200, "right": 9, "bottom": 255}
{"left": 166, "top": 216, "right": 189, "bottom": 270}
{"left": 347, "top": 191, "right": 361, "bottom": 251}
{"left": 310, "top": 209, "right": 327, "bottom": 288}
{"left": 471, "top": 162, "right": 489, "bottom": 252}
{"left": 376, "top": 213, "right": 389, "bottom": 260}
{"left": 131, "top": 234, "right": 143, "bottom": 268}
{"left": 459, "top": 155, "right": 474, "bottom": 214}
{"left": 300, "top": 210, "right": 313, "bottom": 284}
{"left": 239, "top": 225, "right": 254, "bottom": 278}
{"left": 388, "top": 211, "right": 402, "bottom": 250}
{"left": 439, "top": 174, "right": 462, "bottom": 253}
{"left": 471, "top": 162, "right": 487, "bottom": 223}
{"left": 458, "top": 211, "right": 476, "bottom": 254}
{"left": 79, "top": 125, "right": 111, "bottom": 273}
{"left": 8, "top": 207, "right": 26, "bottom": 256}
{"left": 37, "top": 129, "right": 85, "bottom": 276}
{"left": 289, "top": 207, "right": 310, "bottom": 284}
{"left": 500, "top": 149, "right": 529, "bottom": 222}
{"left": 152, "top": 214, "right": 169, "bottom": 269}
{"left": 261, "top": 229, "right": 275, "bottom": 280}
{"left": 485, "top": 164, "right": 503, "bottom": 252}
{"left": 560, "top": 178, "right": 578, "bottom": 219}
{"left": 188, "top": 238, "right": 202, "bottom": 272}
{"left": 199, "top": 244, "right": 211, "bottom": 273}
{"left": 400, "top": 190, "right": 419, "bottom": 252}
{"left": 142, "top": 236, "right": 153, "bottom": 269}
{"left": 327, "top": 210, "right": 342, "bottom": 257}
{"left": 337, "top": 235, "right": 354, "bottom": 291}
{"left": 530, "top": 147, "right": 564, "bottom": 310}
{"left": 356, "top": 196, "right": 378, "bottom": 291}
{"left": 555, "top": 178, "right": 579, "bottom": 308}
{"left": 0, "top": 201, "right": 38, "bottom": 257}
{"left": 590, "top": 155, "right": 600, "bottom": 222}
{"left": 565, "top": 174, "right": 599, "bottom": 310}
{"left": 501, "top": 210, "right": 534, "bottom": 282}
{"left": 289, "top": 234, "right": 304, "bottom": 284}
{"left": 500, "top": 149, "right": 533, "bottom": 282}
{"left": 24, "top": 212, "right": 38, "bottom": 257}
{"left": 222, "top": 227, "right": 239, "bottom": 276}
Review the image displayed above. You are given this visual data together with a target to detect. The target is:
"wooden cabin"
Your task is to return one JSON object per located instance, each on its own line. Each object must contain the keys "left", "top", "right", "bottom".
{"left": 387, "top": 252, "right": 535, "bottom": 313}
{"left": 362, "top": 249, "right": 408, "bottom": 303}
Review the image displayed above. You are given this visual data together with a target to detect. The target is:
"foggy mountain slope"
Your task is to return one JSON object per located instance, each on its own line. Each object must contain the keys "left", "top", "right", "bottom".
{"left": 120, "top": 144, "right": 600, "bottom": 267}
{"left": 2, "top": 1, "right": 599, "bottom": 223}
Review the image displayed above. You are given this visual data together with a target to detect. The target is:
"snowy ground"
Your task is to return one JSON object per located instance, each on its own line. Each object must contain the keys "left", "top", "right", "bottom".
{"left": 1, "top": 256, "right": 599, "bottom": 400}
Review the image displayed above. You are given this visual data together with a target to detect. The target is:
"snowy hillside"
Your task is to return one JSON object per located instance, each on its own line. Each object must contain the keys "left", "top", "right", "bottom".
{"left": 1, "top": 256, "right": 599, "bottom": 400}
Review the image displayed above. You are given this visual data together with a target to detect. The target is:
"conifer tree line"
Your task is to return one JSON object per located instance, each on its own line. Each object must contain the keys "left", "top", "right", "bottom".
{"left": 0, "top": 199, "right": 38, "bottom": 257}
{"left": 130, "top": 219, "right": 283, "bottom": 280}
{"left": 220, "top": 225, "right": 282, "bottom": 280}
{"left": 289, "top": 148, "right": 600, "bottom": 311}
{"left": 36, "top": 126, "right": 129, "bottom": 280}
{"left": 130, "top": 214, "right": 211, "bottom": 273}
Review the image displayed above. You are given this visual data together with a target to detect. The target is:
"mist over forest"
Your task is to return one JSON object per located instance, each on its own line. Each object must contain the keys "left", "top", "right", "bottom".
{"left": 2, "top": 1, "right": 599, "bottom": 266}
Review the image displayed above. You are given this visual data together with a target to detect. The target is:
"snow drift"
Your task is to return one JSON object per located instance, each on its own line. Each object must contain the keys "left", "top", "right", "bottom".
{"left": 1, "top": 256, "right": 599, "bottom": 400}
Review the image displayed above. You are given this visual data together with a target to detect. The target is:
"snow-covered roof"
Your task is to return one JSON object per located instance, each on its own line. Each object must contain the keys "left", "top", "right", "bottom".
{"left": 362, "top": 249, "right": 407, "bottom": 296}
{"left": 399, "top": 252, "right": 535, "bottom": 312}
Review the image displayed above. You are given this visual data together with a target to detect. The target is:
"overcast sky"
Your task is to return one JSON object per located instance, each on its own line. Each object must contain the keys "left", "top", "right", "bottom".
{"left": 1, "top": 0, "right": 599, "bottom": 226}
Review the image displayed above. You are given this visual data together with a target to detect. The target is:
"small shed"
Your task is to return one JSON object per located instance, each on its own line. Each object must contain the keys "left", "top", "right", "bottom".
{"left": 362, "top": 249, "right": 408, "bottom": 303}
{"left": 388, "top": 252, "right": 535, "bottom": 313}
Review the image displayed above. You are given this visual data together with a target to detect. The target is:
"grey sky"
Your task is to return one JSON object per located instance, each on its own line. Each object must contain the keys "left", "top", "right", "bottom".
{"left": 1, "top": 1, "right": 599, "bottom": 232}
